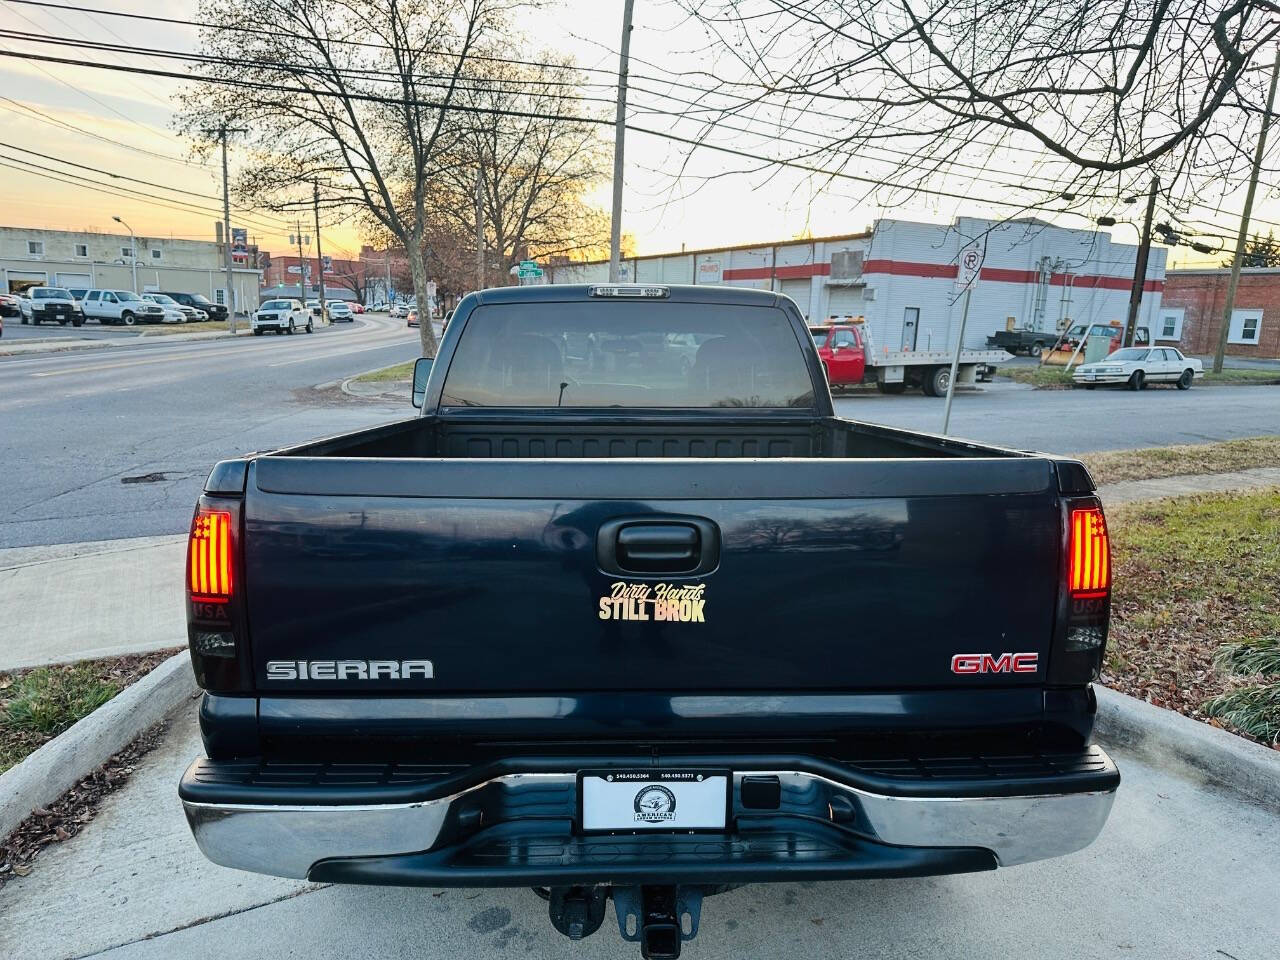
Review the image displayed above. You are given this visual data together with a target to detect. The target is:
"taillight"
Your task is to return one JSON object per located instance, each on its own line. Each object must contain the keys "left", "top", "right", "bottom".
{"left": 1068, "top": 507, "right": 1110, "bottom": 598}
{"left": 189, "top": 510, "right": 233, "bottom": 601}
{"left": 1050, "top": 499, "right": 1112, "bottom": 684}
{"left": 186, "top": 498, "right": 248, "bottom": 691}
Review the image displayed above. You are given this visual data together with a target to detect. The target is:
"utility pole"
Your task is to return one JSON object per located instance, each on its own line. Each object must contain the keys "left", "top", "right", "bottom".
{"left": 474, "top": 166, "right": 485, "bottom": 290}
{"left": 608, "top": 0, "right": 635, "bottom": 282}
{"left": 1214, "top": 48, "right": 1280, "bottom": 373}
{"left": 1122, "top": 175, "right": 1159, "bottom": 348}
{"left": 312, "top": 182, "right": 328, "bottom": 323}
{"left": 292, "top": 222, "right": 307, "bottom": 300}
{"left": 203, "top": 123, "right": 246, "bottom": 332}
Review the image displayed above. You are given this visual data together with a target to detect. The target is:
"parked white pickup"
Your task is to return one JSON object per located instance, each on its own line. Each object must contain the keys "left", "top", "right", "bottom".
{"left": 81, "top": 289, "right": 166, "bottom": 326}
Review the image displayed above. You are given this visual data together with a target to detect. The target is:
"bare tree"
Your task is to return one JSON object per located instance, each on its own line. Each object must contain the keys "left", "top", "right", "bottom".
{"left": 176, "top": 0, "right": 515, "bottom": 357}
{"left": 677, "top": 1, "right": 1280, "bottom": 224}
{"left": 427, "top": 55, "right": 610, "bottom": 280}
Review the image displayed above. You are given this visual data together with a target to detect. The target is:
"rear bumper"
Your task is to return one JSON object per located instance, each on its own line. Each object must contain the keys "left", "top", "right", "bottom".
{"left": 180, "top": 748, "right": 1118, "bottom": 885}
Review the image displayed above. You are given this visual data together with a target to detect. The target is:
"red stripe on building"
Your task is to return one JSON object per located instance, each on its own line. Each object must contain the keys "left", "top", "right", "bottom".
{"left": 722, "top": 262, "right": 831, "bottom": 281}
{"left": 863, "top": 260, "right": 1163, "bottom": 292}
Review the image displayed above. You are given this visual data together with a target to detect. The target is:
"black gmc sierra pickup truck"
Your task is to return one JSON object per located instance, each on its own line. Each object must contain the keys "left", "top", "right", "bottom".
{"left": 180, "top": 283, "right": 1118, "bottom": 957}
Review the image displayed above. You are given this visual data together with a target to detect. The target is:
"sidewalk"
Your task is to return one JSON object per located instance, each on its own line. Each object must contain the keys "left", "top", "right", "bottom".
{"left": 0, "top": 326, "right": 253, "bottom": 357}
{"left": 0, "top": 534, "right": 186, "bottom": 671}
{"left": 1095, "top": 465, "right": 1280, "bottom": 504}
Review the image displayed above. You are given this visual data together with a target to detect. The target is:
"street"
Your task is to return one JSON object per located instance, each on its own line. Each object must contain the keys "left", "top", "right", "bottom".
{"left": 4, "top": 322, "right": 1277, "bottom": 549}
{"left": 0, "top": 313, "right": 419, "bottom": 547}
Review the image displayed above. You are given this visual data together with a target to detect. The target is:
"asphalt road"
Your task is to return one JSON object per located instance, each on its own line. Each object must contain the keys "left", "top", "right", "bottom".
{"left": 835, "top": 379, "right": 1280, "bottom": 453}
{"left": 3, "top": 318, "right": 1278, "bottom": 549}
{"left": 1, "top": 317, "right": 161, "bottom": 341}
{"left": 3, "top": 699, "right": 1277, "bottom": 960}
{"left": 0, "top": 313, "right": 418, "bottom": 547}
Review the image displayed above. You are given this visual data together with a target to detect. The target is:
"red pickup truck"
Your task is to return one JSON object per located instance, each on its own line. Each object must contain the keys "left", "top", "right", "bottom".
{"left": 810, "top": 323, "right": 867, "bottom": 390}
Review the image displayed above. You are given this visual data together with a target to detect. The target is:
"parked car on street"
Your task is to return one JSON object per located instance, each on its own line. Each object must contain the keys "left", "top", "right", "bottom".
{"left": 1073, "top": 346, "right": 1204, "bottom": 390}
{"left": 145, "top": 293, "right": 202, "bottom": 322}
{"left": 326, "top": 300, "right": 354, "bottom": 322}
{"left": 156, "top": 292, "right": 225, "bottom": 323}
{"left": 80, "top": 289, "right": 165, "bottom": 326}
{"left": 0, "top": 293, "right": 22, "bottom": 318}
{"left": 180, "top": 283, "right": 1119, "bottom": 955}
{"left": 141, "top": 294, "right": 187, "bottom": 324}
{"left": 21, "top": 287, "right": 85, "bottom": 326}
{"left": 390, "top": 302, "right": 408, "bottom": 318}
{"left": 1061, "top": 323, "right": 1151, "bottom": 353}
{"left": 305, "top": 300, "right": 323, "bottom": 319}
{"left": 350, "top": 302, "right": 365, "bottom": 314}
{"left": 252, "top": 298, "right": 311, "bottom": 335}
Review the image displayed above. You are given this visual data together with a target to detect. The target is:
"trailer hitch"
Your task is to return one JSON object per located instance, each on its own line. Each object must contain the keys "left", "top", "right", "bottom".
{"left": 542, "top": 884, "right": 712, "bottom": 956}
{"left": 613, "top": 885, "right": 705, "bottom": 959}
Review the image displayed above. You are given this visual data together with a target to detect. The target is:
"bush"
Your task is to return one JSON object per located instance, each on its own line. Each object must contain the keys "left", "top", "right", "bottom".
{"left": 1203, "top": 637, "right": 1280, "bottom": 746}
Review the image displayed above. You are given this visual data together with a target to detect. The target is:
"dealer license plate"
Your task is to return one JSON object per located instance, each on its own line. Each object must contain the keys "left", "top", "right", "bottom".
{"left": 580, "top": 770, "right": 729, "bottom": 832}
{"left": 1086, "top": 374, "right": 1097, "bottom": 381}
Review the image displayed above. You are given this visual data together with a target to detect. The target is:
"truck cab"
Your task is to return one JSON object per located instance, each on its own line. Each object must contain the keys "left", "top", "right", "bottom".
{"left": 809, "top": 322, "right": 867, "bottom": 389}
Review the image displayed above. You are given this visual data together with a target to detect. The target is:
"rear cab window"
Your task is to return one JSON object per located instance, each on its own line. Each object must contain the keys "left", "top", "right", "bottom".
{"left": 440, "top": 301, "right": 815, "bottom": 409}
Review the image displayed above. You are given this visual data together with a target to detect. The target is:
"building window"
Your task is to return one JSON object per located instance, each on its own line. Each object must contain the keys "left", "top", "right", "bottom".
{"left": 74, "top": 243, "right": 88, "bottom": 257}
{"left": 122, "top": 246, "right": 134, "bottom": 258}
{"left": 214, "top": 289, "right": 227, "bottom": 305}
{"left": 1156, "top": 309, "right": 1184, "bottom": 341}
{"left": 151, "top": 249, "right": 162, "bottom": 261}
{"left": 1228, "top": 309, "right": 1263, "bottom": 345}
{"left": 27, "top": 240, "right": 44, "bottom": 256}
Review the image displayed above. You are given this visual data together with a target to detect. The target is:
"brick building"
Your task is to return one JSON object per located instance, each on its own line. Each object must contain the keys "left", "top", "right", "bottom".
{"left": 259, "top": 254, "right": 365, "bottom": 302}
{"left": 1162, "top": 267, "right": 1277, "bottom": 357}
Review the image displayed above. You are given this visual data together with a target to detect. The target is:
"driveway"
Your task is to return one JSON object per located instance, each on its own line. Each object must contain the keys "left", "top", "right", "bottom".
{"left": 2, "top": 702, "right": 1276, "bottom": 960}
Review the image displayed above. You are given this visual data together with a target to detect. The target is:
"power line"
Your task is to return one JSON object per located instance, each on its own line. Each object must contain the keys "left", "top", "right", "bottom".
{"left": 0, "top": 95, "right": 201, "bottom": 168}
{"left": 0, "top": 47, "right": 1095, "bottom": 216}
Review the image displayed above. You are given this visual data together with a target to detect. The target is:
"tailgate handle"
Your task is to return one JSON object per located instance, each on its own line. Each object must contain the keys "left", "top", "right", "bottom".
{"left": 617, "top": 524, "right": 698, "bottom": 573}
{"left": 598, "top": 518, "right": 719, "bottom": 576}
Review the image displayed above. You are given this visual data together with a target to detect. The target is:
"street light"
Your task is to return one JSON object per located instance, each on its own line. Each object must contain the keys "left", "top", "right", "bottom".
{"left": 112, "top": 215, "right": 138, "bottom": 293}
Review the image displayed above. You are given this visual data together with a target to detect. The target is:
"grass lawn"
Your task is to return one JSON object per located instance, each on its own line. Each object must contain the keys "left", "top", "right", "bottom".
{"left": 1001, "top": 364, "right": 1280, "bottom": 388}
{"left": 353, "top": 360, "right": 415, "bottom": 383}
{"left": 1080, "top": 435, "right": 1280, "bottom": 486}
{"left": 136, "top": 319, "right": 244, "bottom": 336}
{"left": 0, "top": 650, "right": 179, "bottom": 773}
{"left": 1103, "top": 489, "right": 1280, "bottom": 746}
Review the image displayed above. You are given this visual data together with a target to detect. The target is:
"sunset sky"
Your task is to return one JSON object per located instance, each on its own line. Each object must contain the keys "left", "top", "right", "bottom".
{"left": 0, "top": 0, "right": 1275, "bottom": 268}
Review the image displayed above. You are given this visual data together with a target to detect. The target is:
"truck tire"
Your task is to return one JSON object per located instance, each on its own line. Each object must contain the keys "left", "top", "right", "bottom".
{"left": 120, "top": 311, "right": 136, "bottom": 326}
{"left": 1030, "top": 341, "right": 1044, "bottom": 358}
{"left": 1177, "top": 369, "right": 1194, "bottom": 390}
{"left": 72, "top": 316, "right": 83, "bottom": 327}
{"left": 924, "top": 366, "right": 951, "bottom": 397}
{"left": 306, "top": 318, "right": 314, "bottom": 334}
{"left": 1127, "top": 370, "right": 1144, "bottom": 391}
{"left": 288, "top": 319, "right": 296, "bottom": 335}
{"left": 253, "top": 328, "right": 264, "bottom": 336}
{"left": 875, "top": 380, "right": 906, "bottom": 394}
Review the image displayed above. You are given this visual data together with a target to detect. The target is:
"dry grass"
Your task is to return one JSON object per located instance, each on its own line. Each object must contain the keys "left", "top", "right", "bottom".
{"left": 1080, "top": 435, "right": 1280, "bottom": 486}
{"left": 0, "top": 650, "right": 180, "bottom": 773}
{"left": 1102, "top": 490, "right": 1280, "bottom": 746}
{"left": 354, "top": 361, "right": 415, "bottom": 383}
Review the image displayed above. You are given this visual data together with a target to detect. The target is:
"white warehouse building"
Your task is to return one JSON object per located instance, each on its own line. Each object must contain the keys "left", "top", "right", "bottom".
{"left": 548, "top": 217, "right": 1169, "bottom": 352}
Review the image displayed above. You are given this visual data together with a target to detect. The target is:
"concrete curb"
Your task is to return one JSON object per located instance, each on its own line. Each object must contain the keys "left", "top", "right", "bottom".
{"left": 0, "top": 326, "right": 253, "bottom": 357}
{"left": 1094, "top": 684, "right": 1280, "bottom": 810}
{"left": 0, "top": 652, "right": 197, "bottom": 840}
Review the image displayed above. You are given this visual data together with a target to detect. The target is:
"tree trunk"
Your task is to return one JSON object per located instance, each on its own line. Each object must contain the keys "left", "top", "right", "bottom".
{"left": 407, "top": 229, "right": 439, "bottom": 358}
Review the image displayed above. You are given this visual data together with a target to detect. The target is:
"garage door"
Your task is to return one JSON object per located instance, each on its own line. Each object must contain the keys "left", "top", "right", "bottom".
{"left": 826, "top": 285, "right": 865, "bottom": 320}
{"left": 55, "top": 272, "right": 92, "bottom": 289}
{"left": 7, "top": 270, "right": 47, "bottom": 294}
{"left": 779, "top": 278, "right": 811, "bottom": 318}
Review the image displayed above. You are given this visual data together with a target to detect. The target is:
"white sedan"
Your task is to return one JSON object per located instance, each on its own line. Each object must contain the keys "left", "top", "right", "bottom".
{"left": 1073, "top": 346, "right": 1204, "bottom": 390}
{"left": 252, "top": 298, "right": 312, "bottom": 335}
{"left": 326, "top": 300, "right": 354, "bottom": 322}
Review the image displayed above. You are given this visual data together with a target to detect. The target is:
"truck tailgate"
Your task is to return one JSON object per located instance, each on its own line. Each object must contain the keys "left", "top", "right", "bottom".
{"left": 243, "top": 457, "right": 1061, "bottom": 693}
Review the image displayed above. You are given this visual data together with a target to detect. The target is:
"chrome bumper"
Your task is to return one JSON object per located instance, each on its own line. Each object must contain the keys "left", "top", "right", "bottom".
{"left": 183, "top": 767, "right": 1116, "bottom": 880}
